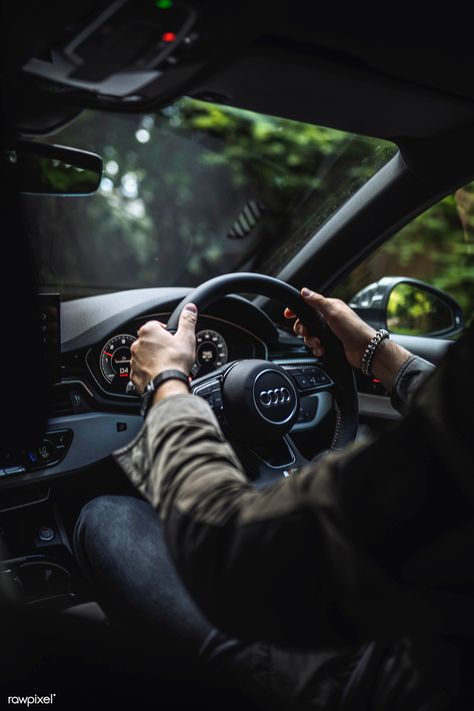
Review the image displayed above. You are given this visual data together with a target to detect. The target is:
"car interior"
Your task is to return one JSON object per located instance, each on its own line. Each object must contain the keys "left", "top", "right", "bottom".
{"left": 1, "top": 1, "right": 473, "bottom": 706}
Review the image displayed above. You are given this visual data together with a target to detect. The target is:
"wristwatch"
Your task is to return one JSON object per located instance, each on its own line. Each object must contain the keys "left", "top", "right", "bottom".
{"left": 140, "top": 369, "right": 190, "bottom": 417}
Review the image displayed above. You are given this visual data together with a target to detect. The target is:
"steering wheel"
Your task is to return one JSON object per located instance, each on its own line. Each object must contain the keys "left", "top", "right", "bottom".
{"left": 168, "top": 273, "right": 358, "bottom": 478}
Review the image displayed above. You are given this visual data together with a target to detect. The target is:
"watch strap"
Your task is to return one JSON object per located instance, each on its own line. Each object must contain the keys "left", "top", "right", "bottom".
{"left": 140, "top": 369, "right": 190, "bottom": 417}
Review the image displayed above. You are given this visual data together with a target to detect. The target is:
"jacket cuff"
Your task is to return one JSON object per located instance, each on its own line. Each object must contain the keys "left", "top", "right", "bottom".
{"left": 390, "top": 355, "right": 435, "bottom": 415}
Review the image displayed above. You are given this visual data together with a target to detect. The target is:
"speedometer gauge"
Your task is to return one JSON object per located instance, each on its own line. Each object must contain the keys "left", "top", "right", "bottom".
{"left": 100, "top": 334, "right": 136, "bottom": 394}
{"left": 191, "top": 329, "right": 228, "bottom": 377}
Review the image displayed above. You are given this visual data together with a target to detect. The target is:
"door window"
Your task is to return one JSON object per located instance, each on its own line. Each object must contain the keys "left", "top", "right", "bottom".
{"left": 335, "top": 180, "right": 474, "bottom": 327}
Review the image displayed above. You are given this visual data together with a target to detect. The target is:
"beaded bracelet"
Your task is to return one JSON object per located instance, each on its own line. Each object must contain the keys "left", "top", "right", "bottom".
{"left": 360, "top": 329, "right": 390, "bottom": 377}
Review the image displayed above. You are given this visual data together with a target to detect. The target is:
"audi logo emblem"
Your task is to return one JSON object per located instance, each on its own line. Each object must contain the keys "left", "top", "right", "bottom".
{"left": 259, "top": 387, "right": 291, "bottom": 407}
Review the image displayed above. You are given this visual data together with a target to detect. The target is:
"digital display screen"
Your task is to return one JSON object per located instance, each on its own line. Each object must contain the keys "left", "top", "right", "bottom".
{"left": 38, "top": 293, "right": 61, "bottom": 384}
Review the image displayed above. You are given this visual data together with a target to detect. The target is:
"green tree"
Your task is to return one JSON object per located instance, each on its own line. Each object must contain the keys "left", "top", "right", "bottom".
{"left": 25, "top": 98, "right": 394, "bottom": 298}
{"left": 335, "top": 183, "right": 474, "bottom": 322}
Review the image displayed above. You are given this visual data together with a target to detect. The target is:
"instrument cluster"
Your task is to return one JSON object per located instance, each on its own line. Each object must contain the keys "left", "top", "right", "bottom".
{"left": 86, "top": 315, "right": 266, "bottom": 398}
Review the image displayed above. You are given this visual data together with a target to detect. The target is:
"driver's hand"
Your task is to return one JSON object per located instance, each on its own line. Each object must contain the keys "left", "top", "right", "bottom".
{"left": 284, "top": 288, "right": 376, "bottom": 369}
{"left": 130, "top": 303, "right": 197, "bottom": 395}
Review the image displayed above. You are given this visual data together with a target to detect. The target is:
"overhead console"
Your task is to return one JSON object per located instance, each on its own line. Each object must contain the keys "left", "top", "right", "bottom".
{"left": 21, "top": 0, "right": 256, "bottom": 110}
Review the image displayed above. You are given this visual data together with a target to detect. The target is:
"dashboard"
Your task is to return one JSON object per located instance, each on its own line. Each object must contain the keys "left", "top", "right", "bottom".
{"left": 86, "top": 313, "right": 266, "bottom": 399}
{"left": 0, "top": 287, "right": 335, "bottom": 490}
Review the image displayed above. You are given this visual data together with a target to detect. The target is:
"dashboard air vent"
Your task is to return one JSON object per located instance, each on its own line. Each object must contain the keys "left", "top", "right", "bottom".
{"left": 48, "top": 385, "right": 90, "bottom": 418}
{"left": 49, "top": 388, "right": 74, "bottom": 417}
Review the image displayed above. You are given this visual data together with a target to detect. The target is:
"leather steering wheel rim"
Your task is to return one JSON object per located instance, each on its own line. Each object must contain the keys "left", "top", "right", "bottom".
{"left": 168, "top": 272, "right": 358, "bottom": 450}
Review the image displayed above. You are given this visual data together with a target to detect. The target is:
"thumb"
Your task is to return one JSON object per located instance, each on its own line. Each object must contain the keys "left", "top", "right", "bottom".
{"left": 178, "top": 303, "right": 197, "bottom": 334}
{"left": 177, "top": 302, "right": 198, "bottom": 340}
{"left": 301, "top": 288, "right": 332, "bottom": 317}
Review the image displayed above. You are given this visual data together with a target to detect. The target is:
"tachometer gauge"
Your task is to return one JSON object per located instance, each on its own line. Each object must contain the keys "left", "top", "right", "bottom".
{"left": 191, "top": 329, "right": 228, "bottom": 377}
{"left": 99, "top": 334, "right": 136, "bottom": 394}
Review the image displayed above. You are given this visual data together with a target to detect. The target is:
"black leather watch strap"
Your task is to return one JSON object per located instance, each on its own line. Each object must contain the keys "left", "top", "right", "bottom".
{"left": 140, "top": 369, "right": 190, "bottom": 417}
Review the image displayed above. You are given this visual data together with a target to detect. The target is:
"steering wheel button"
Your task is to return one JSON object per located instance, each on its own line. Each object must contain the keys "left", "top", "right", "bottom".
{"left": 317, "top": 373, "right": 331, "bottom": 385}
{"left": 287, "top": 368, "right": 302, "bottom": 376}
{"left": 195, "top": 384, "right": 213, "bottom": 397}
{"left": 294, "top": 374, "right": 311, "bottom": 390}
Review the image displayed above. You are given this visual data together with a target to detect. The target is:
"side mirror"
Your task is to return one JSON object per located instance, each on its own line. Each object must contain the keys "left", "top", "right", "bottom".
{"left": 3, "top": 140, "right": 102, "bottom": 195}
{"left": 350, "top": 277, "right": 464, "bottom": 338}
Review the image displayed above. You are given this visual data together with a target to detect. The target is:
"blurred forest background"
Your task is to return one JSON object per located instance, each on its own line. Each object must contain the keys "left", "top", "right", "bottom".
{"left": 335, "top": 183, "right": 474, "bottom": 320}
{"left": 25, "top": 97, "right": 473, "bottom": 322}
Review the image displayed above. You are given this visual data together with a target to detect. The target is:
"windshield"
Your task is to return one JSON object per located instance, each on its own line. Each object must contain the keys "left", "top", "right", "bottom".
{"left": 24, "top": 98, "right": 396, "bottom": 299}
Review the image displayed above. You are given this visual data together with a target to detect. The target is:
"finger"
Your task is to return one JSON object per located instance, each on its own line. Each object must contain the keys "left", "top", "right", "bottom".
{"left": 300, "top": 288, "right": 334, "bottom": 318}
{"left": 292, "top": 318, "right": 302, "bottom": 335}
{"left": 304, "top": 335, "right": 322, "bottom": 350}
{"left": 137, "top": 322, "right": 149, "bottom": 336}
{"left": 309, "top": 344, "right": 326, "bottom": 357}
{"left": 138, "top": 320, "right": 162, "bottom": 336}
{"left": 312, "top": 344, "right": 326, "bottom": 357}
{"left": 293, "top": 319, "right": 310, "bottom": 338}
{"left": 130, "top": 368, "right": 142, "bottom": 393}
{"left": 284, "top": 308, "right": 313, "bottom": 337}
{"left": 177, "top": 303, "right": 198, "bottom": 342}
{"left": 291, "top": 320, "right": 305, "bottom": 338}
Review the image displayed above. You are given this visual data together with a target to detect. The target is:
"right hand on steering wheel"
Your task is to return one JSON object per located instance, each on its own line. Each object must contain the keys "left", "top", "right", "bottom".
{"left": 284, "top": 288, "right": 411, "bottom": 392}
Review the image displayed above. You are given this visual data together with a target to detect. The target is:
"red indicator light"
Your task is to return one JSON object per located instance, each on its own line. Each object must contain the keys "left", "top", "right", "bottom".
{"left": 372, "top": 378, "right": 381, "bottom": 383}
{"left": 162, "top": 31, "right": 176, "bottom": 42}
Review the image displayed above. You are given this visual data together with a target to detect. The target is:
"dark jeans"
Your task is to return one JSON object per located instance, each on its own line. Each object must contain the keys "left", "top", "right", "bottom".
{"left": 73, "top": 495, "right": 362, "bottom": 710}
{"left": 73, "top": 496, "right": 278, "bottom": 703}
{"left": 74, "top": 494, "right": 211, "bottom": 654}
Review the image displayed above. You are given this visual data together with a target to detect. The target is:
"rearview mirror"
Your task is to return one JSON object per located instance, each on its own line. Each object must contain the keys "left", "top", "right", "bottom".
{"left": 3, "top": 140, "right": 102, "bottom": 195}
{"left": 350, "top": 277, "right": 464, "bottom": 338}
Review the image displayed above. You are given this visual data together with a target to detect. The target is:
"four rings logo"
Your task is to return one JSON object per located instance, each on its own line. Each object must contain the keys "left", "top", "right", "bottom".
{"left": 258, "top": 387, "right": 291, "bottom": 407}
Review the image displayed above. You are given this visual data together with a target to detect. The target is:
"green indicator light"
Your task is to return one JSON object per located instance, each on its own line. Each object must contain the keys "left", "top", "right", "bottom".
{"left": 156, "top": 0, "right": 173, "bottom": 8}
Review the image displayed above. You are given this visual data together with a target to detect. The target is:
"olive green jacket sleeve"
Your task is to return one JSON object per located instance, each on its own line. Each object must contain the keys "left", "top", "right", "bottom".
{"left": 114, "top": 345, "right": 473, "bottom": 648}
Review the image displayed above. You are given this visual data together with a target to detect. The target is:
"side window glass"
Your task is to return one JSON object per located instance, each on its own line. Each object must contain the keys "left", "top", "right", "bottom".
{"left": 334, "top": 180, "right": 474, "bottom": 331}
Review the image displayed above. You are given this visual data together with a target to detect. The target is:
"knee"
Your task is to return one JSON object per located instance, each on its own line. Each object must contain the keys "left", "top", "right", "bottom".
{"left": 73, "top": 496, "right": 113, "bottom": 566}
{"left": 74, "top": 495, "right": 116, "bottom": 542}
{"left": 73, "top": 495, "right": 146, "bottom": 569}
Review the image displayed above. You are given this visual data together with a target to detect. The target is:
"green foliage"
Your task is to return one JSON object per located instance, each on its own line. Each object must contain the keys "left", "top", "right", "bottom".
{"left": 24, "top": 98, "right": 394, "bottom": 298}
{"left": 335, "top": 183, "right": 474, "bottom": 323}
{"left": 387, "top": 283, "right": 455, "bottom": 336}
{"left": 24, "top": 96, "right": 471, "bottom": 326}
